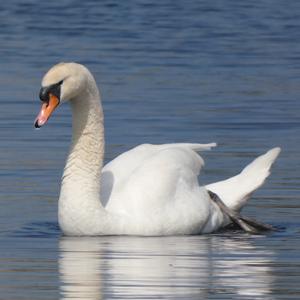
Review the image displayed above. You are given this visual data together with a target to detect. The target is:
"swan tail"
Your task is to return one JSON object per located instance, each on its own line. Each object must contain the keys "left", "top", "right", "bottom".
{"left": 206, "top": 147, "right": 281, "bottom": 211}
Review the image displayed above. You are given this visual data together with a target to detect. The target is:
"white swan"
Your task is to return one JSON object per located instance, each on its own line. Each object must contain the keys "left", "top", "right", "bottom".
{"left": 34, "top": 62, "right": 280, "bottom": 236}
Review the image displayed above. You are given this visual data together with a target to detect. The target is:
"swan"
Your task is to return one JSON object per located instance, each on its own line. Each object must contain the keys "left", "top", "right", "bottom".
{"left": 34, "top": 62, "right": 281, "bottom": 236}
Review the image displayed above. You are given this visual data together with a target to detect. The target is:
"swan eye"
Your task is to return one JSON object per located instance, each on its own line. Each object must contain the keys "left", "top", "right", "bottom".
{"left": 39, "top": 80, "right": 63, "bottom": 103}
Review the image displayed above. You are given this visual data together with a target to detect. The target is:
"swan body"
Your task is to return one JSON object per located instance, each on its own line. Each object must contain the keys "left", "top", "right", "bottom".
{"left": 35, "top": 62, "right": 281, "bottom": 236}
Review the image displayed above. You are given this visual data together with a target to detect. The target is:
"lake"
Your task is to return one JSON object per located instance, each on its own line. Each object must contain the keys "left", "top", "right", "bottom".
{"left": 0, "top": 0, "right": 299, "bottom": 299}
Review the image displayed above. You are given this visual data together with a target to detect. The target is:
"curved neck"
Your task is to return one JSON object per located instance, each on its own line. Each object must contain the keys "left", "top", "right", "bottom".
{"left": 59, "top": 77, "right": 105, "bottom": 211}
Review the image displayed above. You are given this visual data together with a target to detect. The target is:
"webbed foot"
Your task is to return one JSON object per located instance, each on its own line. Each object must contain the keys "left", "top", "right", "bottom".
{"left": 208, "top": 190, "right": 277, "bottom": 234}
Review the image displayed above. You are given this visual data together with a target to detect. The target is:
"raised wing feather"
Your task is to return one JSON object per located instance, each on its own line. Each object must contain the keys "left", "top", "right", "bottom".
{"left": 101, "top": 143, "right": 216, "bottom": 211}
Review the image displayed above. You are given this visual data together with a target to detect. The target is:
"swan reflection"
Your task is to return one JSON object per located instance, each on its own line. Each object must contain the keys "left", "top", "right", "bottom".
{"left": 59, "top": 235, "right": 275, "bottom": 299}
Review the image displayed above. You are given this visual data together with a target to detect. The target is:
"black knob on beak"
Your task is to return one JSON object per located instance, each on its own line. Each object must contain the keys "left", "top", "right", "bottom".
{"left": 39, "top": 80, "right": 63, "bottom": 103}
{"left": 39, "top": 86, "right": 50, "bottom": 102}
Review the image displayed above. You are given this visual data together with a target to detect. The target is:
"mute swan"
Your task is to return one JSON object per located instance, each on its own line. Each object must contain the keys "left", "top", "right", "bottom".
{"left": 34, "top": 62, "right": 280, "bottom": 236}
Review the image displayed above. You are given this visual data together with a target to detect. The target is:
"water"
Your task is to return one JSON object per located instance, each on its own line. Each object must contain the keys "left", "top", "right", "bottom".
{"left": 0, "top": 0, "right": 299, "bottom": 299}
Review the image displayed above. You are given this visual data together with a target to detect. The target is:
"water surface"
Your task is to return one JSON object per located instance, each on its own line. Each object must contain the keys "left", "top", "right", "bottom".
{"left": 0, "top": 1, "right": 299, "bottom": 299}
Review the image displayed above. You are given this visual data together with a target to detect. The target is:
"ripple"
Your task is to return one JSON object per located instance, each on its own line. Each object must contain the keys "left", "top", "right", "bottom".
{"left": 11, "top": 221, "right": 60, "bottom": 238}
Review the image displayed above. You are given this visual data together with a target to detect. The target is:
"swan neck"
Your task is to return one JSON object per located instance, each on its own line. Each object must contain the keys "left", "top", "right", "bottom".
{"left": 61, "top": 79, "right": 104, "bottom": 206}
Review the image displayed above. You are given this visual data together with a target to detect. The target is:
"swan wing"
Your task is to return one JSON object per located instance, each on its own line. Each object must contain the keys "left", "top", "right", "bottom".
{"left": 101, "top": 143, "right": 216, "bottom": 210}
{"left": 101, "top": 143, "right": 219, "bottom": 234}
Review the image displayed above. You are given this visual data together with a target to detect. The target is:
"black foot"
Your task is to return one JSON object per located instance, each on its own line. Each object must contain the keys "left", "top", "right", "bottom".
{"left": 208, "top": 190, "right": 277, "bottom": 234}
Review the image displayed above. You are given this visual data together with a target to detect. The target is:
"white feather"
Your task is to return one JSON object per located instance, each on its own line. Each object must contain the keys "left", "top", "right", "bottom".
{"left": 206, "top": 147, "right": 281, "bottom": 211}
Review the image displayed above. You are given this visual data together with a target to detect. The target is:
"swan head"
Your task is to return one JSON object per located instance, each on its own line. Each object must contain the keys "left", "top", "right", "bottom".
{"left": 34, "top": 62, "right": 91, "bottom": 128}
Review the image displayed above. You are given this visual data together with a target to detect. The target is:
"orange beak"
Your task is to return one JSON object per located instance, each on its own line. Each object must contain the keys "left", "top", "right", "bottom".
{"left": 34, "top": 93, "right": 60, "bottom": 128}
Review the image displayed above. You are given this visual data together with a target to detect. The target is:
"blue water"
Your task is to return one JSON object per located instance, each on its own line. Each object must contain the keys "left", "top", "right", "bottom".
{"left": 0, "top": 1, "right": 299, "bottom": 299}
